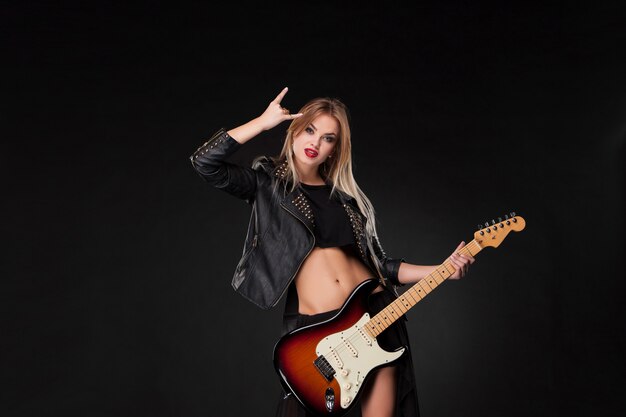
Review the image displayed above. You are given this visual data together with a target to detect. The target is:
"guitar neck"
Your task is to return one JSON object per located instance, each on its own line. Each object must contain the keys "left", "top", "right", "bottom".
{"left": 365, "top": 239, "right": 484, "bottom": 338}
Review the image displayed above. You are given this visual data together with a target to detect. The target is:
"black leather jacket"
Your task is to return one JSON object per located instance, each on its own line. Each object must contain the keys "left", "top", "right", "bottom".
{"left": 190, "top": 128, "right": 404, "bottom": 310}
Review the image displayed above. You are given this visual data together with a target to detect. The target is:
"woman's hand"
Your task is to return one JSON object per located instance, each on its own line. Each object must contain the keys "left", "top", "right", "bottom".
{"left": 257, "top": 87, "right": 303, "bottom": 131}
{"left": 227, "top": 87, "right": 303, "bottom": 144}
{"left": 447, "top": 241, "right": 475, "bottom": 279}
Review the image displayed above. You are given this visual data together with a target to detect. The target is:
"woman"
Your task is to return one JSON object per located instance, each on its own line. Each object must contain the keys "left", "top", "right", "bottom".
{"left": 190, "top": 87, "right": 475, "bottom": 417}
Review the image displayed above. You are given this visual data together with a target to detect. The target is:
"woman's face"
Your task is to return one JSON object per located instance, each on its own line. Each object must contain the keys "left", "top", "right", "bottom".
{"left": 292, "top": 114, "right": 339, "bottom": 172}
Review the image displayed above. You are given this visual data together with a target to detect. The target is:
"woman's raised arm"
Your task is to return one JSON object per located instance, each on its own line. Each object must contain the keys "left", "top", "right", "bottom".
{"left": 227, "top": 87, "right": 302, "bottom": 144}
{"left": 189, "top": 88, "right": 302, "bottom": 203}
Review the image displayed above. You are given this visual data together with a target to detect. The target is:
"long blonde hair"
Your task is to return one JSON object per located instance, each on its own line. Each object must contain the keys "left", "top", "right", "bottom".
{"left": 256, "top": 97, "right": 382, "bottom": 246}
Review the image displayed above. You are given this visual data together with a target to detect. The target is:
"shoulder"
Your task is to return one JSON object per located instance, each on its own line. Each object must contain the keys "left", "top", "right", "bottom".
{"left": 250, "top": 156, "right": 289, "bottom": 190}
{"left": 252, "top": 156, "right": 291, "bottom": 181}
{"left": 251, "top": 156, "right": 276, "bottom": 174}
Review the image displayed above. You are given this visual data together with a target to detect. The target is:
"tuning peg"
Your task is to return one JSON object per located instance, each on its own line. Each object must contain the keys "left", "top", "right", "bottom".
{"left": 484, "top": 222, "right": 489, "bottom": 227}
{"left": 498, "top": 217, "right": 502, "bottom": 222}
{"left": 510, "top": 211, "right": 516, "bottom": 217}
{"left": 504, "top": 214, "right": 509, "bottom": 220}
{"left": 491, "top": 219, "right": 496, "bottom": 225}
{"left": 477, "top": 224, "right": 483, "bottom": 230}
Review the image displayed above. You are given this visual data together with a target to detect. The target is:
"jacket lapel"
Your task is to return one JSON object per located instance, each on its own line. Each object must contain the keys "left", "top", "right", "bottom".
{"left": 281, "top": 187, "right": 316, "bottom": 231}
{"left": 273, "top": 160, "right": 369, "bottom": 252}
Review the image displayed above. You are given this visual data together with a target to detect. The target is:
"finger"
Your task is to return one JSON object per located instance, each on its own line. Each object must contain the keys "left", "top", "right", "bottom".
{"left": 286, "top": 113, "right": 303, "bottom": 119}
{"left": 452, "top": 265, "right": 464, "bottom": 278}
{"left": 460, "top": 256, "right": 472, "bottom": 268}
{"left": 449, "top": 256, "right": 463, "bottom": 269}
{"left": 453, "top": 253, "right": 466, "bottom": 264}
{"left": 274, "top": 87, "right": 289, "bottom": 104}
{"left": 456, "top": 256, "right": 469, "bottom": 270}
{"left": 455, "top": 241, "right": 465, "bottom": 250}
{"left": 459, "top": 254, "right": 475, "bottom": 264}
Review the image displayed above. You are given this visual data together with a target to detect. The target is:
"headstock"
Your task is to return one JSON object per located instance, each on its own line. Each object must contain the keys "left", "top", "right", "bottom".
{"left": 475, "top": 212, "right": 525, "bottom": 248}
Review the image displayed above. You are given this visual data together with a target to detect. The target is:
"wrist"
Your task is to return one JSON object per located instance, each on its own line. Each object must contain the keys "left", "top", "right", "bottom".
{"left": 250, "top": 117, "right": 266, "bottom": 132}
{"left": 397, "top": 263, "right": 437, "bottom": 285}
{"left": 228, "top": 118, "right": 265, "bottom": 144}
{"left": 253, "top": 115, "right": 274, "bottom": 132}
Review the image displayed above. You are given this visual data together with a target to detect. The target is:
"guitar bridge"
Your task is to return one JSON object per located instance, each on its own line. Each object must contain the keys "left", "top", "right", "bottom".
{"left": 313, "top": 355, "right": 336, "bottom": 382}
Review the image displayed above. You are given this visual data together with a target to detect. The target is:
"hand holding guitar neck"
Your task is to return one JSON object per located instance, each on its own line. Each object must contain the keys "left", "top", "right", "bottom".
{"left": 447, "top": 240, "right": 475, "bottom": 280}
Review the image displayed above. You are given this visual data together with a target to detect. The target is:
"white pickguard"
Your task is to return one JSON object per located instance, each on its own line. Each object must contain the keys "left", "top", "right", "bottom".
{"left": 315, "top": 312, "right": 405, "bottom": 409}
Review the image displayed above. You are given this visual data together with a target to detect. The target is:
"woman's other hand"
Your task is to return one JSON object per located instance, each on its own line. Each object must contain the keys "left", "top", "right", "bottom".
{"left": 227, "top": 87, "right": 303, "bottom": 144}
{"left": 257, "top": 87, "right": 303, "bottom": 131}
{"left": 448, "top": 241, "right": 475, "bottom": 279}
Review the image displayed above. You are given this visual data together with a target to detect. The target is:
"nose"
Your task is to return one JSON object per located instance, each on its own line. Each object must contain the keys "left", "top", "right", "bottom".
{"left": 312, "top": 135, "right": 325, "bottom": 148}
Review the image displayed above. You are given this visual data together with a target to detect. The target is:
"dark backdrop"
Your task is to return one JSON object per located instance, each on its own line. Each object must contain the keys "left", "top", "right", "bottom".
{"left": 3, "top": 2, "right": 625, "bottom": 417}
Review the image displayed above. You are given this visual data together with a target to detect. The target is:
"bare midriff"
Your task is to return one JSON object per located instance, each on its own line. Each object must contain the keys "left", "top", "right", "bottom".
{"left": 294, "top": 245, "right": 384, "bottom": 315}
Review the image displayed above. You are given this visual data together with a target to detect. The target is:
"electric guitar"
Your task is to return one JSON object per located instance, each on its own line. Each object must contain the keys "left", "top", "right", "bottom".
{"left": 273, "top": 213, "right": 526, "bottom": 416}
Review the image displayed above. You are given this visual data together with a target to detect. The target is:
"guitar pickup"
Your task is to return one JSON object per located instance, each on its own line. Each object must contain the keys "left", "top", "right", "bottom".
{"left": 329, "top": 349, "right": 344, "bottom": 369}
{"left": 341, "top": 339, "right": 358, "bottom": 357}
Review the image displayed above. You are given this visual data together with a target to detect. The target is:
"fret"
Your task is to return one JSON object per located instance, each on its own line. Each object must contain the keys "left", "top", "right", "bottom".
{"left": 368, "top": 320, "right": 383, "bottom": 335}
{"left": 418, "top": 280, "right": 433, "bottom": 295}
{"left": 405, "top": 289, "right": 420, "bottom": 304}
{"left": 397, "top": 297, "right": 411, "bottom": 311}
{"left": 364, "top": 326, "right": 376, "bottom": 338}
{"left": 399, "top": 293, "right": 412, "bottom": 309}
{"left": 372, "top": 318, "right": 385, "bottom": 333}
{"left": 432, "top": 269, "right": 445, "bottom": 284}
{"left": 437, "top": 264, "right": 451, "bottom": 278}
{"left": 380, "top": 310, "right": 393, "bottom": 326}
{"left": 423, "top": 275, "right": 438, "bottom": 290}
{"left": 414, "top": 285, "right": 427, "bottom": 298}
{"left": 385, "top": 306, "right": 400, "bottom": 320}
{"left": 420, "top": 277, "right": 433, "bottom": 291}
{"left": 465, "top": 242, "right": 479, "bottom": 257}
{"left": 363, "top": 238, "right": 486, "bottom": 338}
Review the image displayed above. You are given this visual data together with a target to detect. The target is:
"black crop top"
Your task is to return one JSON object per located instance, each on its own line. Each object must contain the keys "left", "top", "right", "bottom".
{"left": 300, "top": 183, "right": 356, "bottom": 248}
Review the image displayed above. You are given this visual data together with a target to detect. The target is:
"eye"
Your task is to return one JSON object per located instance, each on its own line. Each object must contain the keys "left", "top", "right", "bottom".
{"left": 305, "top": 127, "right": 314, "bottom": 134}
{"left": 323, "top": 136, "right": 336, "bottom": 142}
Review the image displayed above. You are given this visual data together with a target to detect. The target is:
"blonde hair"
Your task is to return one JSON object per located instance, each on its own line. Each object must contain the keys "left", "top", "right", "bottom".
{"left": 255, "top": 97, "right": 384, "bottom": 275}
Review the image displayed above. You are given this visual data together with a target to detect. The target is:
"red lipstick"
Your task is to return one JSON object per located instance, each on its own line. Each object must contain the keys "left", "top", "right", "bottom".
{"left": 304, "top": 148, "right": 318, "bottom": 158}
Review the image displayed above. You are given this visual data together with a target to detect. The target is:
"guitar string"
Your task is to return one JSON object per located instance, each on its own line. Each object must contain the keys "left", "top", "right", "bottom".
{"left": 322, "top": 268, "right": 446, "bottom": 358}
{"left": 321, "top": 230, "right": 511, "bottom": 359}
{"left": 308, "top": 225, "right": 520, "bottom": 395}
{"left": 324, "top": 267, "right": 450, "bottom": 358}
{"left": 319, "top": 240, "right": 481, "bottom": 361}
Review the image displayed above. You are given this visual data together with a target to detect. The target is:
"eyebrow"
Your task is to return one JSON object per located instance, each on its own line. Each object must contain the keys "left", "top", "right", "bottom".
{"left": 309, "top": 123, "right": 337, "bottom": 136}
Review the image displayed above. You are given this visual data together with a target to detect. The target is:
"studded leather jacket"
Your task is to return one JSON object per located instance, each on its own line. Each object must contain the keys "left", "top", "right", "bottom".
{"left": 189, "top": 128, "right": 404, "bottom": 310}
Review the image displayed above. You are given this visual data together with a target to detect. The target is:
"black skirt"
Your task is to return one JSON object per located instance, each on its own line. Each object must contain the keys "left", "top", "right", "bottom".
{"left": 276, "top": 284, "right": 420, "bottom": 417}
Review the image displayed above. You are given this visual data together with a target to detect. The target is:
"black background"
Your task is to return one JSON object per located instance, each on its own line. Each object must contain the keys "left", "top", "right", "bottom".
{"left": 3, "top": 2, "right": 625, "bottom": 416}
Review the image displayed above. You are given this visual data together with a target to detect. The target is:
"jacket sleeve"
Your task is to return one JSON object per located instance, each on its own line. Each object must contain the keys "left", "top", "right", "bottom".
{"left": 189, "top": 128, "right": 257, "bottom": 203}
{"left": 372, "top": 234, "right": 405, "bottom": 286}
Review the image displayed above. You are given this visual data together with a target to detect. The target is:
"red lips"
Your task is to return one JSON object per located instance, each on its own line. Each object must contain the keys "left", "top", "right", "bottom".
{"left": 304, "top": 148, "right": 318, "bottom": 158}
